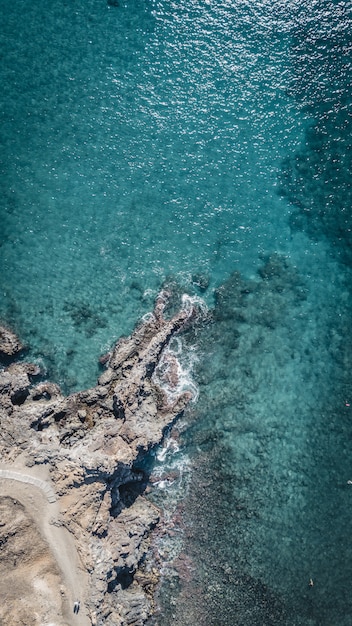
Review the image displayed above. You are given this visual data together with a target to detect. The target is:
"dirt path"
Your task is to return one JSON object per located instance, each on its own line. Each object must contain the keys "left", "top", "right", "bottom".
{"left": 0, "top": 468, "right": 57, "bottom": 502}
{"left": 0, "top": 464, "right": 91, "bottom": 626}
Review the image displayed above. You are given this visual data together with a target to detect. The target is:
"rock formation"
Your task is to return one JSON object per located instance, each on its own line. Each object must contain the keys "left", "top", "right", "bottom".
{"left": 0, "top": 324, "right": 23, "bottom": 358}
{"left": 0, "top": 292, "right": 198, "bottom": 626}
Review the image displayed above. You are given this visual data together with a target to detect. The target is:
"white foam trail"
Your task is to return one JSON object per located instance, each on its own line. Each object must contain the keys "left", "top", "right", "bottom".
{"left": 141, "top": 311, "right": 154, "bottom": 323}
{"left": 148, "top": 293, "right": 206, "bottom": 406}
{"left": 153, "top": 340, "right": 199, "bottom": 404}
{"left": 156, "top": 437, "right": 180, "bottom": 462}
{"left": 153, "top": 445, "right": 191, "bottom": 492}
{"left": 168, "top": 336, "right": 183, "bottom": 356}
{"left": 181, "top": 292, "right": 208, "bottom": 316}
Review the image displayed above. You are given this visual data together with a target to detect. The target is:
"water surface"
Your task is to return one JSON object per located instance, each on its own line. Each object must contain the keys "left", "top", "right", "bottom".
{"left": 1, "top": 0, "right": 352, "bottom": 624}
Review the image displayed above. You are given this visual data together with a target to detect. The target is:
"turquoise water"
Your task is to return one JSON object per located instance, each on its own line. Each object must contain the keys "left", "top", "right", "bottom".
{"left": 1, "top": 0, "right": 352, "bottom": 624}
{"left": 1, "top": 0, "right": 305, "bottom": 389}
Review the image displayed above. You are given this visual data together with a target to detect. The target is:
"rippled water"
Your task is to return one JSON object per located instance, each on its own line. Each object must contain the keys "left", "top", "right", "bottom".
{"left": 1, "top": 0, "right": 352, "bottom": 624}
{"left": 0, "top": 0, "right": 306, "bottom": 388}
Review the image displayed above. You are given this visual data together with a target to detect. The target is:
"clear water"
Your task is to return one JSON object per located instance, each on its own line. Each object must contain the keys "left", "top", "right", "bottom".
{"left": 1, "top": 0, "right": 352, "bottom": 624}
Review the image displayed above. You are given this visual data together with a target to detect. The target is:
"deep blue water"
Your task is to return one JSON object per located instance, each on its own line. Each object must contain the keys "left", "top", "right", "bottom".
{"left": 1, "top": 0, "right": 352, "bottom": 624}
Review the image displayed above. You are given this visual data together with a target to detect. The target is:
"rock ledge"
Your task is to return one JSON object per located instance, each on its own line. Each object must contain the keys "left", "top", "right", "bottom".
{"left": 0, "top": 292, "right": 198, "bottom": 625}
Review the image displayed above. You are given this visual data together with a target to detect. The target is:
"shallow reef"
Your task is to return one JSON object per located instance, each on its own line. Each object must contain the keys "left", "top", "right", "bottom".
{"left": 0, "top": 292, "right": 200, "bottom": 626}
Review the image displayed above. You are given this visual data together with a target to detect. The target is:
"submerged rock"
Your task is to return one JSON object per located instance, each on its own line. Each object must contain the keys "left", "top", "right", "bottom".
{"left": 0, "top": 292, "right": 198, "bottom": 625}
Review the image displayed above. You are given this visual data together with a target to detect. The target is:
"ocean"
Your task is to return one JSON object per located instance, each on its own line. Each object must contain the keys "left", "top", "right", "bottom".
{"left": 1, "top": 0, "right": 352, "bottom": 624}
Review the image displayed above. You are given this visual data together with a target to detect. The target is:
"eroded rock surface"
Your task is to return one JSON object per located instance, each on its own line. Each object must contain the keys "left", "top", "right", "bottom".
{"left": 0, "top": 325, "right": 23, "bottom": 357}
{"left": 0, "top": 292, "right": 198, "bottom": 625}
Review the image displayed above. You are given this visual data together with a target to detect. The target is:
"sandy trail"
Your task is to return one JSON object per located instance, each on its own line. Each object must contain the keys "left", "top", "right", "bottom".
{"left": 0, "top": 463, "right": 91, "bottom": 626}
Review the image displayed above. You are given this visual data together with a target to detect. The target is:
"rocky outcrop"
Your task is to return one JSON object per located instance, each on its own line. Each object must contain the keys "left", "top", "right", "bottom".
{"left": 0, "top": 292, "right": 198, "bottom": 625}
{"left": 0, "top": 325, "right": 23, "bottom": 357}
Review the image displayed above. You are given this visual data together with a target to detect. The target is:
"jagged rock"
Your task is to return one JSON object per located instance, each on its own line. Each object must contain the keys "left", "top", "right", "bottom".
{"left": 109, "top": 496, "right": 160, "bottom": 571}
{"left": 0, "top": 291, "right": 198, "bottom": 625}
{"left": 0, "top": 325, "right": 24, "bottom": 357}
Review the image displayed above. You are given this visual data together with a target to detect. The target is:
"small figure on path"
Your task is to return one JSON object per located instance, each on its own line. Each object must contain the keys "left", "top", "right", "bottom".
{"left": 73, "top": 600, "right": 80, "bottom": 614}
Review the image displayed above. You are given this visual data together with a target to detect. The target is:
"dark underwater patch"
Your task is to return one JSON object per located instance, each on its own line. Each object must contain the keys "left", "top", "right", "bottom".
{"left": 280, "top": 111, "right": 352, "bottom": 264}
{"left": 149, "top": 254, "right": 352, "bottom": 625}
{"left": 279, "top": 1, "right": 352, "bottom": 265}
{"left": 63, "top": 300, "right": 108, "bottom": 338}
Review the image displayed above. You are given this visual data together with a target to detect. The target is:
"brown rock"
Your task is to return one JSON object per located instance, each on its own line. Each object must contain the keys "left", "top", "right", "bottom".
{"left": 0, "top": 325, "right": 23, "bottom": 357}
{"left": 0, "top": 292, "right": 199, "bottom": 625}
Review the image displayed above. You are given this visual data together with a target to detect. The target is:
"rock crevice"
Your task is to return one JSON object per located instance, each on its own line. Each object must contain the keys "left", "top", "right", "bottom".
{"left": 0, "top": 292, "right": 198, "bottom": 625}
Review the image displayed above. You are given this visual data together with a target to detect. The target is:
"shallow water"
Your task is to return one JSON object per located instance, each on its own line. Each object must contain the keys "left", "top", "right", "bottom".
{"left": 1, "top": 0, "right": 352, "bottom": 624}
{"left": 1, "top": 0, "right": 307, "bottom": 389}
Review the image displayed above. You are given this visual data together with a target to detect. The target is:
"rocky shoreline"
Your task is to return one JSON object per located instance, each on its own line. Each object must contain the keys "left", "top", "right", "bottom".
{"left": 0, "top": 292, "right": 199, "bottom": 626}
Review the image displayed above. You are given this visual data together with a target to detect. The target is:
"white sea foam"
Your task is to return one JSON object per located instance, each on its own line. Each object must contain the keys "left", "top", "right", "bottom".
{"left": 150, "top": 293, "right": 205, "bottom": 405}
{"left": 153, "top": 434, "right": 190, "bottom": 488}
{"left": 152, "top": 340, "right": 199, "bottom": 404}
{"left": 156, "top": 436, "right": 181, "bottom": 463}
{"left": 181, "top": 293, "right": 208, "bottom": 317}
{"left": 141, "top": 311, "right": 155, "bottom": 323}
{"left": 168, "top": 336, "right": 183, "bottom": 356}
{"left": 153, "top": 435, "right": 191, "bottom": 494}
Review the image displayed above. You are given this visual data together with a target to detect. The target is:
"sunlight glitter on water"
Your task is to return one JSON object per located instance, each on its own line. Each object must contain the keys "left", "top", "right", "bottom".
{"left": 1, "top": 0, "right": 352, "bottom": 624}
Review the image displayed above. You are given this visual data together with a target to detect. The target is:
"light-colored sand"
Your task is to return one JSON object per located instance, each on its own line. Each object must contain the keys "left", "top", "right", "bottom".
{"left": 0, "top": 462, "right": 91, "bottom": 626}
